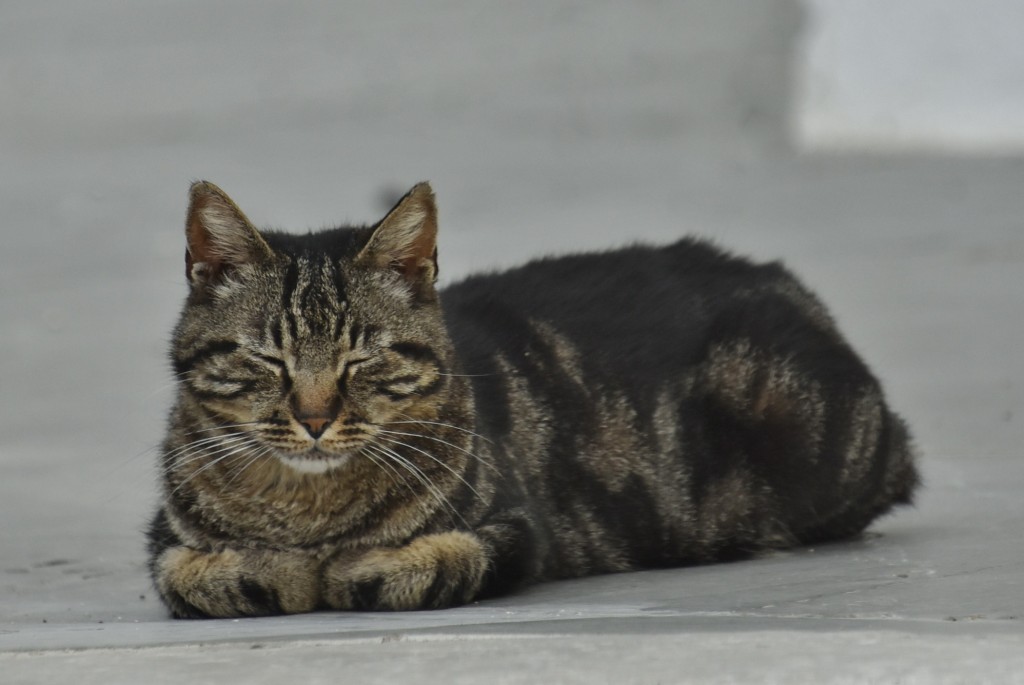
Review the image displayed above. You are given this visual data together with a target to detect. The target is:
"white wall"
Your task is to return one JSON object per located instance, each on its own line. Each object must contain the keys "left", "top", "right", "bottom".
{"left": 797, "top": 0, "right": 1024, "bottom": 152}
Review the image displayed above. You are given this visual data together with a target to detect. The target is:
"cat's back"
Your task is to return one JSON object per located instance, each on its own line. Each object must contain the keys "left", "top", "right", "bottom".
{"left": 440, "top": 236, "right": 815, "bottom": 381}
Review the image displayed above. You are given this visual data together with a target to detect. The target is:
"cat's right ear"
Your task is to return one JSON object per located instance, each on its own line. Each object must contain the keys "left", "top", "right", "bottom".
{"left": 184, "top": 181, "right": 273, "bottom": 287}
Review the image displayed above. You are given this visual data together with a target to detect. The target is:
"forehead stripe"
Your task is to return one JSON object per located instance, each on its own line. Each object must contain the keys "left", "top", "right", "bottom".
{"left": 281, "top": 258, "right": 300, "bottom": 341}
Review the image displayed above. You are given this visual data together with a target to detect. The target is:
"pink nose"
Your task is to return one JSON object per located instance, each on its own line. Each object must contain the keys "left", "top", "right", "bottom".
{"left": 298, "top": 416, "right": 331, "bottom": 439}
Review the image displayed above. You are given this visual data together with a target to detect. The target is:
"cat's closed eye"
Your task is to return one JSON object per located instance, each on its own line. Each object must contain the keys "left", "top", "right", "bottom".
{"left": 336, "top": 357, "right": 371, "bottom": 393}
{"left": 253, "top": 354, "right": 286, "bottom": 372}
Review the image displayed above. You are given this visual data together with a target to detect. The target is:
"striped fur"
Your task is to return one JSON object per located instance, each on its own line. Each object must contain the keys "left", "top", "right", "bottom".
{"left": 148, "top": 181, "right": 919, "bottom": 618}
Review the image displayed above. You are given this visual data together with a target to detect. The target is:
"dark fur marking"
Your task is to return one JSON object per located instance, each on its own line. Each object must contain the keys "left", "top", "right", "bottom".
{"left": 270, "top": 319, "right": 284, "bottom": 350}
{"left": 420, "top": 567, "right": 451, "bottom": 609}
{"left": 254, "top": 353, "right": 286, "bottom": 371}
{"left": 189, "top": 380, "right": 258, "bottom": 401}
{"left": 281, "top": 259, "right": 300, "bottom": 341}
{"left": 238, "top": 579, "right": 283, "bottom": 615}
{"left": 163, "top": 586, "right": 212, "bottom": 620}
{"left": 145, "top": 508, "right": 180, "bottom": 570}
{"left": 173, "top": 340, "right": 239, "bottom": 375}
{"left": 349, "top": 576, "right": 385, "bottom": 611}
{"left": 388, "top": 342, "right": 437, "bottom": 364}
{"left": 476, "top": 516, "right": 541, "bottom": 599}
{"left": 377, "top": 373, "right": 444, "bottom": 401}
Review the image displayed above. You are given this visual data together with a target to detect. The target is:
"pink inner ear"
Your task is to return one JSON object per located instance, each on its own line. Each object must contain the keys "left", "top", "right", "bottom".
{"left": 396, "top": 257, "right": 427, "bottom": 281}
{"left": 364, "top": 188, "right": 439, "bottom": 285}
{"left": 186, "top": 199, "right": 212, "bottom": 259}
{"left": 184, "top": 196, "right": 227, "bottom": 282}
{"left": 388, "top": 237, "right": 437, "bottom": 285}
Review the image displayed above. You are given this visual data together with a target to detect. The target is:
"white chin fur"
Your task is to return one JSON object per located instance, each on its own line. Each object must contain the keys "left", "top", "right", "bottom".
{"left": 278, "top": 452, "right": 351, "bottom": 475}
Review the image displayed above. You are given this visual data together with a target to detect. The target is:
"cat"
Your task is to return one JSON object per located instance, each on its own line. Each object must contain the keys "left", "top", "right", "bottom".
{"left": 147, "top": 181, "right": 919, "bottom": 618}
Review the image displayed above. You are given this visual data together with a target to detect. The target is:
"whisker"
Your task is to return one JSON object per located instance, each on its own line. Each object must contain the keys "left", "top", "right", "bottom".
{"left": 170, "top": 439, "right": 262, "bottom": 493}
{"left": 160, "top": 430, "right": 258, "bottom": 466}
{"left": 104, "top": 443, "right": 164, "bottom": 478}
{"left": 143, "top": 376, "right": 189, "bottom": 400}
{"left": 118, "top": 416, "right": 258, "bottom": 474}
{"left": 108, "top": 423, "right": 256, "bottom": 488}
{"left": 185, "top": 422, "right": 263, "bottom": 436}
{"left": 375, "top": 435, "right": 483, "bottom": 500}
{"left": 387, "top": 416, "right": 493, "bottom": 445}
{"left": 164, "top": 432, "right": 254, "bottom": 458}
{"left": 362, "top": 444, "right": 438, "bottom": 502}
{"left": 376, "top": 428, "right": 498, "bottom": 475}
{"left": 358, "top": 447, "right": 415, "bottom": 495}
{"left": 363, "top": 443, "right": 468, "bottom": 529}
{"left": 167, "top": 441, "right": 258, "bottom": 478}
{"left": 223, "top": 446, "right": 275, "bottom": 487}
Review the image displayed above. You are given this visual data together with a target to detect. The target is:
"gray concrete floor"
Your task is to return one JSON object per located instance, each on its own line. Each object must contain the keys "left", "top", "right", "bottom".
{"left": 2, "top": 3, "right": 1023, "bottom": 683}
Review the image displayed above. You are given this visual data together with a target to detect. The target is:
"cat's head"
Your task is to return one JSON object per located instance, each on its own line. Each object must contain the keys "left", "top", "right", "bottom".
{"left": 171, "top": 181, "right": 464, "bottom": 475}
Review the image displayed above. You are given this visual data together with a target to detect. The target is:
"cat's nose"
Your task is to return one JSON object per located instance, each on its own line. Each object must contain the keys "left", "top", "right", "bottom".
{"left": 298, "top": 416, "right": 332, "bottom": 439}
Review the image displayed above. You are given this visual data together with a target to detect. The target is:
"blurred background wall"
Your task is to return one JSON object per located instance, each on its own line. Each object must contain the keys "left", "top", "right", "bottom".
{"left": 2, "top": 1, "right": 1022, "bottom": 586}
{"left": 799, "top": 0, "right": 1024, "bottom": 152}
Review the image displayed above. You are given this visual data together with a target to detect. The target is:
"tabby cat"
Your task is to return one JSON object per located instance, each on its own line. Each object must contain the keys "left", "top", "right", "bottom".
{"left": 147, "top": 181, "right": 919, "bottom": 618}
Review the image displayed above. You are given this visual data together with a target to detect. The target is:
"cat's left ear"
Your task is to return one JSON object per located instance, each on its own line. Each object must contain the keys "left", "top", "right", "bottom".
{"left": 357, "top": 182, "right": 438, "bottom": 292}
{"left": 184, "top": 181, "right": 273, "bottom": 288}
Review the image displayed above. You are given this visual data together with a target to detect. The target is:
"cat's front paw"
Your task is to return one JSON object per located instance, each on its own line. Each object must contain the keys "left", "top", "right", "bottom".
{"left": 154, "top": 546, "right": 321, "bottom": 619}
{"left": 322, "top": 531, "right": 489, "bottom": 611}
